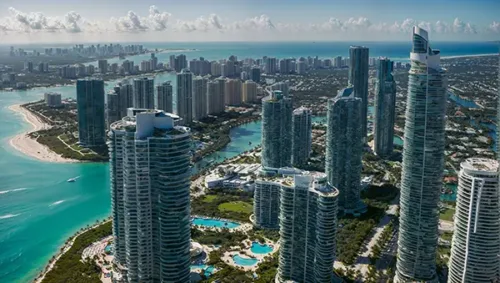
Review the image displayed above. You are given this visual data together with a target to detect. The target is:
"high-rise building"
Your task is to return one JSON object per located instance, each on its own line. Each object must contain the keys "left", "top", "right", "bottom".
{"left": 334, "top": 56, "right": 343, "bottom": 68}
{"left": 291, "top": 107, "right": 312, "bottom": 167}
{"left": 242, "top": 80, "right": 257, "bottom": 103}
{"left": 107, "top": 92, "right": 121, "bottom": 128}
{"left": 374, "top": 58, "right": 397, "bottom": 157}
{"left": 133, "top": 77, "right": 154, "bottom": 109}
{"left": 271, "top": 82, "right": 289, "bottom": 97}
{"left": 296, "top": 59, "right": 306, "bottom": 75}
{"left": 395, "top": 27, "right": 448, "bottom": 283}
{"left": 171, "top": 54, "right": 187, "bottom": 72}
{"left": 76, "top": 79, "right": 106, "bottom": 147}
{"left": 176, "top": 69, "right": 193, "bottom": 124}
{"left": 44, "top": 92, "right": 62, "bottom": 108}
{"left": 448, "top": 158, "right": 499, "bottom": 283}
{"left": 193, "top": 76, "right": 208, "bottom": 121}
{"left": 265, "top": 57, "right": 277, "bottom": 75}
{"left": 98, "top": 59, "right": 108, "bottom": 74}
{"left": 211, "top": 61, "right": 221, "bottom": 77}
{"left": 108, "top": 110, "right": 192, "bottom": 283}
{"left": 276, "top": 172, "right": 339, "bottom": 283}
{"left": 157, "top": 81, "right": 173, "bottom": 113}
{"left": 325, "top": 87, "right": 365, "bottom": 215}
{"left": 224, "top": 79, "right": 242, "bottom": 106}
{"left": 251, "top": 66, "right": 261, "bottom": 83}
{"left": 261, "top": 90, "right": 293, "bottom": 168}
{"left": 207, "top": 80, "right": 224, "bottom": 115}
{"left": 349, "top": 46, "right": 369, "bottom": 140}
{"left": 113, "top": 83, "right": 134, "bottom": 119}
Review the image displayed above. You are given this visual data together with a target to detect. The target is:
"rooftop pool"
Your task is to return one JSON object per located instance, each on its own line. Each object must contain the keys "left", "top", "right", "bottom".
{"left": 190, "top": 264, "right": 215, "bottom": 277}
{"left": 233, "top": 254, "right": 258, "bottom": 266}
{"left": 192, "top": 217, "right": 241, "bottom": 229}
{"left": 250, "top": 242, "right": 273, "bottom": 254}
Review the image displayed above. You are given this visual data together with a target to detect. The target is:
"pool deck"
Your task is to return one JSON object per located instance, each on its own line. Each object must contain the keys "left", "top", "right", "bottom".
{"left": 221, "top": 239, "right": 280, "bottom": 272}
{"left": 191, "top": 215, "right": 253, "bottom": 233}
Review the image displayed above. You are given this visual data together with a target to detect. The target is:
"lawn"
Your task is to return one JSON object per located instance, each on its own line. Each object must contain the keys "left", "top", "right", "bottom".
{"left": 218, "top": 201, "right": 253, "bottom": 214}
{"left": 439, "top": 208, "right": 455, "bottom": 222}
{"left": 203, "top": 195, "right": 218, "bottom": 203}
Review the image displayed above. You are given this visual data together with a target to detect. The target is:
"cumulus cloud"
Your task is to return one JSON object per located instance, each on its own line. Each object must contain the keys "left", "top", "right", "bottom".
{"left": 452, "top": 18, "right": 476, "bottom": 34}
{"left": 175, "top": 14, "right": 224, "bottom": 32}
{"left": 148, "top": 5, "right": 171, "bottom": 31}
{"left": 5, "top": 7, "right": 86, "bottom": 33}
{"left": 230, "top": 15, "right": 275, "bottom": 30}
{"left": 490, "top": 21, "right": 500, "bottom": 33}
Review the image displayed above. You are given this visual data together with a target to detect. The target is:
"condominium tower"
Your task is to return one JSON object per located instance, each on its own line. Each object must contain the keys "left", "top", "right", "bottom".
{"left": 176, "top": 69, "right": 193, "bottom": 124}
{"left": 193, "top": 76, "right": 208, "bottom": 120}
{"left": 374, "top": 58, "right": 397, "bottom": 157}
{"left": 107, "top": 91, "right": 120, "bottom": 128}
{"left": 76, "top": 79, "right": 106, "bottom": 146}
{"left": 261, "top": 90, "right": 293, "bottom": 169}
{"left": 242, "top": 80, "right": 257, "bottom": 103}
{"left": 395, "top": 27, "right": 448, "bottom": 283}
{"left": 448, "top": 158, "right": 500, "bottom": 283}
{"left": 108, "top": 109, "right": 192, "bottom": 283}
{"left": 157, "top": 81, "right": 173, "bottom": 113}
{"left": 325, "top": 87, "right": 365, "bottom": 215}
{"left": 207, "top": 80, "right": 225, "bottom": 115}
{"left": 276, "top": 172, "right": 339, "bottom": 283}
{"left": 291, "top": 107, "right": 312, "bottom": 167}
{"left": 133, "top": 77, "right": 154, "bottom": 109}
{"left": 224, "top": 78, "right": 242, "bottom": 106}
{"left": 349, "top": 46, "right": 369, "bottom": 139}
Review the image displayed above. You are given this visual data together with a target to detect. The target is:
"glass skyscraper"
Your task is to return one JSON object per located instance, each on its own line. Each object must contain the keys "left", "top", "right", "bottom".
{"left": 261, "top": 90, "right": 293, "bottom": 169}
{"left": 176, "top": 69, "right": 193, "bottom": 124}
{"left": 325, "top": 87, "right": 365, "bottom": 215}
{"left": 395, "top": 27, "right": 448, "bottom": 283}
{"left": 76, "top": 78, "right": 106, "bottom": 147}
{"left": 348, "top": 46, "right": 369, "bottom": 140}
{"left": 291, "top": 107, "right": 312, "bottom": 167}
{"left": 133, "top": 77, "right": 154, "bottom": 109}
{"left": 374, "top": 57, "right": 397, "bottom": 157}
{"left": 108, "top": 109, "right": 192, "bottom": 283}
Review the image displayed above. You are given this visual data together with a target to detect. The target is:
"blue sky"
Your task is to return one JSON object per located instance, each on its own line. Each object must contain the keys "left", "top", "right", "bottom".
{"left": 0, "top": 0, "right": 499, "bottom": 43}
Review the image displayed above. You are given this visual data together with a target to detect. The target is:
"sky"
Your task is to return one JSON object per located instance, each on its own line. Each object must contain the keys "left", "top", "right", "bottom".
{"left": 0, "top": 0, "right": 499, "bottom": 43}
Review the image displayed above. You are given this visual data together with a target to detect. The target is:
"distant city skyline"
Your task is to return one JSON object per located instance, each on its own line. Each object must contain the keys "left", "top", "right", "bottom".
{"left": 0, "top": 0, "right": 499, "bottom": 43}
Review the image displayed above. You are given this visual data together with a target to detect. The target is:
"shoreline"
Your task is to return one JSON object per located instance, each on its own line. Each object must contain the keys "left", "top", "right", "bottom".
{"left": 8, "top": 104, "right": 80, "bottom": 163}
{"left": 441, "top": 53, "right": 498, "bottom": 60}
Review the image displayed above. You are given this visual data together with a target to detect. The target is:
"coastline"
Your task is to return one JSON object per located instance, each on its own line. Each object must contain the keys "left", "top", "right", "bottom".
{"left": 8, "top": 104, "right": 80, "bottom": 163}
{"left": 441, "top": 53, "right": 498, "bottom": 60}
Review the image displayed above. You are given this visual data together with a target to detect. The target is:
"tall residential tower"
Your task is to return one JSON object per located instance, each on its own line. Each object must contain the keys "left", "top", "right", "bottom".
{"left": 133, "top": 77, "right": 154, "bottom": 109}
{"left": 176, "top": 69, "right": 193, "bottom": 124}
{"left": 291, "top": 107, "right": 312, "bottom": 167}
{"left": 348, "top": 46, "right": 369, "bottom": 140}
{"left": 157, "top": 81, "right": 173, "bottom": 113}
{"left": 374, "top": 58, "right": 397, "bottom": 157}
{"left": 395, "top": 27, "right": 448, "bottom": 283}
{"left": 76, "top": 79, "right": 106, "bottom": 147}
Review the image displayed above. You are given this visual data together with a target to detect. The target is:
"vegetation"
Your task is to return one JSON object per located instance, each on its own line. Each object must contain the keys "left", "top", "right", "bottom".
{"left": 439, "top": 207, "right": 455, "bottom": 221}
{"left": 369, "top": 220, "right": 395, "bottom": 264}
{"left": 42, "top": 221, "right": 112, "bottom": 283}
{"left": 254, "top": 252, "right": 279, "bottom": 283}
{"left": 191, "top": 228, "right": 247, "bottom": 248}
{"left": 191, "top": 189, "right": 253, "bottom": 222}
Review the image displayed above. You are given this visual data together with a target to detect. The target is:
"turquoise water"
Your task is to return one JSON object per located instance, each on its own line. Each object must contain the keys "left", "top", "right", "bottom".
{"left": 105, "top": 244, "right": 112, "bottom": 253}
{"left": 250, "top": 242, "right": 273, "bottom": 254}
{"left": 190, "top": 264, "right": 215, "bottom": 277}
{"left": 448, "top": 92, "right": 480, "bottom": 108}
{"left": 232, "top": 254, "right": 258, "bottom": 266}
{"left": 0, "top": 43, "right": 497, "bottom": 282}
{"left": 191, "top": 217, "right": 241, "bottom": 229}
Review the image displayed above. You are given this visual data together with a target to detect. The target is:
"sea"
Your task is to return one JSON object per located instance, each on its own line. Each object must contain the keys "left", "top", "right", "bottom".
{"left": 0, "top": 41, "right": 498, "bottom": 282}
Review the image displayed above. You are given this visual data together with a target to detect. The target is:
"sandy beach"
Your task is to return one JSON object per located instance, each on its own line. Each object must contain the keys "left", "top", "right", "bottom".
{"left": 8, "top": 104, "right": 79, "bottom": 163}
{"left": 442, "top": 53, "right": 499, "bottom": 60}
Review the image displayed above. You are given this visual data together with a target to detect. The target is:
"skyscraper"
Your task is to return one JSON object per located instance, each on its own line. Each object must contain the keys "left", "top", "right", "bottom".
{"left": 374, "top": 57, "right": 397, "bottom": 157}
{"left": 261, "top": 90, "right": 293, "bottom": 169}
{"left": 76, "top": 79, "right": 106, "bottom": 147}
{"left": 291, "top": 107, "right": 312, "bottom": 167}
{"left": 207, "top": 80, "right": 225, "bottom": 115}
{"left": 395, "top": 27, "right": 448, "bottom": 283}
{"left": 224, "top": 79, "right": 242, "bottom": 106}
{"left": 325, "top": 87, "right": 365, "bottom": 215}
{"left": 448, "top": 158, "right": 499, "bottom": 283}
{"left": 271, "top": 82, "right": 289, "bottom": 96}
{"left": 265, "top": 57, "right": 277, "bottom": 74}
{"left": 133, "top": 77, "right": 154, "bottom": 109}
{"left": 242, "top": 80, "right": 258, "bottom": 103}
{"left": 251, "top": 66, "right": 261, "bottom": 83}
{"left": 107, "top": 91, "right": 120, "bottom": 128}
{"left": 157, "top": 81, "right": 173, "bottom": 113}
{"left": 276, "top": 173, "right": 339, "bottom": 283}
{"left": 176, "top": 69, "right": 193, "bottom": 124}
{"left": 98, "top": 59, "right": 108, "bottom": 74}
{"left": 108, "top": 109, "right": 192, "bottom": 283}
{"left": 349, "top": 46, "right": 369, "bottom": 140}
{"left": 193, "top": 76, "right": 208, "bottom": 121}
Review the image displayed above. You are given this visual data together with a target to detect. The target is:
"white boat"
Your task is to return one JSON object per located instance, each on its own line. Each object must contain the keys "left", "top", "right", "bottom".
{"left": 67, "top": 178, "right": 76, "bottom": 182}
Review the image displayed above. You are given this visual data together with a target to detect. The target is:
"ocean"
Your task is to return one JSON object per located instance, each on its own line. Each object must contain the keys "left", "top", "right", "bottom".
{"left": 0, "top": 41, "right": 498, "bottom": 282}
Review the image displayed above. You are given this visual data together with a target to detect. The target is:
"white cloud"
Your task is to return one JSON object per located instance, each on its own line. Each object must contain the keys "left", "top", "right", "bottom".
{"left": 148, "top": 5, "right": 171, "bottom": 31}
{"left": 452, "top": 18, "right": 476, "bottom": 34}
{"left": 229, "top": 15, "right": 275, "bottom": 30}
{"left": 175, "top": 14, "right": 224, "bottom": 32}
{"left": 489, "top": 21, "right": 500, "bottom": 33}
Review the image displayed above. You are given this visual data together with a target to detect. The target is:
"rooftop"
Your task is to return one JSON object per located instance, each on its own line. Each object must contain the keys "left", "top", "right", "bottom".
{"left": 461, "top": 158, "right": 499, "bottom": 173}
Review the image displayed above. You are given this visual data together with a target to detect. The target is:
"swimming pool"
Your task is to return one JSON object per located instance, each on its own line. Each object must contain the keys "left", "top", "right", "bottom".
{"left": 232, "top": 254, "right": 258, "bottom": 266}
{"left": 192, "top": 217, "right": 241, "bottom": 229}
{"left": 190, "top": 264, "right": 215, "bottom": 277}
{"left": 104, "top": 244, "right": 112, "bottom": 253}
{"left": 250, "top": 242, "right": 273, "bottom": 254}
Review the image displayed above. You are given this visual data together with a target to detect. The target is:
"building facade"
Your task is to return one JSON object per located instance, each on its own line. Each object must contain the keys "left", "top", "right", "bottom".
{"left": 242, "top": 80, "right": 258, "bottom": 103}
{"left": 291, "top": 107, "right": 312, "bottom": 167}
{"left": 448, "top": 158, "right": 500, "bottom": 283}
{"left": 348, "top": 46, "right": 369, "bottom": 140}
{"left": 207, "top": 80, "right": 224, "bottom": 115}
{"left": 157, "top": 81, "right": 173, "bottom": 113}
{"left": 107, "top": 92, "right": 121, "bottom": 128}
{"left": 108, "top": 110, "right": 192, "bottom": 283}
{"left": 176, "top": 69, "right": 193, "bottom": 124}
{"left": 133, "top": 77, "right": 154, "bottom": 109}
{"left": 76, "top": 79, "right": 106, "bottom": 147}
{"left": 44, "top": 92, "right": 62, "bottom": 108}
{"left": 325, "top": 87, "right": 365, "bottom": 215}
{"left": 251, "top": 66, "right": 261, "bottom": 83}
{"left": 224, "top": 79, "right": 242, "bottom": 106}
{"left": 374, "top": 57, "right": 397, "bottom": 157}
{"left": 193, "top": 76, "right": 208, "bottom": 120}
{"left": 271, "top": 82, "right": 289, "bottom": 97}
{"left": 261, "top": 90, "right": 293, "bottom": 169}
{"left": 395, "top": 27, "right": 448, "bottom": 283}
{"left": 276, "top": 173, "right": 339, "bottom": 283}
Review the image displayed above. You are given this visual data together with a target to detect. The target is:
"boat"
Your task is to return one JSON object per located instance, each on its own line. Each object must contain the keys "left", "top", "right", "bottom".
{"left": 67, "top": 178, "right": 76, "bottom": 182}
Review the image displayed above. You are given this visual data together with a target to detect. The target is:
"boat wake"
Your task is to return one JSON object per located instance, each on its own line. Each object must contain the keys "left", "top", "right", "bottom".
{"left": 0, "top": 214, "right": 20, "bottom": 220}
{"left": 49, "top": 200, "right": 65, "bottom": 207}
{"left": 0, "top": 188, "right": 28, "bottom": 195}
